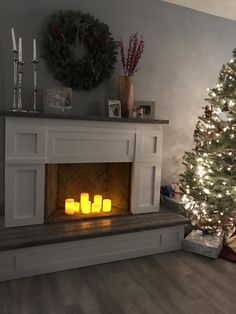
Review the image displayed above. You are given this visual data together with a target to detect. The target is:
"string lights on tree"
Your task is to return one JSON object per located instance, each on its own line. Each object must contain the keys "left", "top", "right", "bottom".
{"left": 180, "top": 50, "right": 236, "bottom": 234}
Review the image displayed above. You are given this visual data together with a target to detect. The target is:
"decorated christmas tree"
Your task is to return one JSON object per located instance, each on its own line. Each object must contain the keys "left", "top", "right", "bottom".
{"left": 180, "top": 50, "right": 236, "bottom": 234}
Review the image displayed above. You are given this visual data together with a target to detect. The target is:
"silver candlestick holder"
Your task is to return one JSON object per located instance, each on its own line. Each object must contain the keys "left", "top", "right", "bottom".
{"left": 17, "top": 60, "right": 26, "bottom": 112}
{"left": 11, "top": 49, "right": 19, "bottom": 111}
{"left": 30, "top": 59, "right": 39, "bottom": 112}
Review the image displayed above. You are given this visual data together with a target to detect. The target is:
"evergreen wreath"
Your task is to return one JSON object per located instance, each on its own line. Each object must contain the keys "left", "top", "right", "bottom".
{"left": 42, "top": 10, "right": 118, "bottom": 90}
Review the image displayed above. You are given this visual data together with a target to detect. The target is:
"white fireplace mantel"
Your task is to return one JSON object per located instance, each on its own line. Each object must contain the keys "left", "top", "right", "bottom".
{"left": 5, "top": 116, "right": 165, "bottom": 227}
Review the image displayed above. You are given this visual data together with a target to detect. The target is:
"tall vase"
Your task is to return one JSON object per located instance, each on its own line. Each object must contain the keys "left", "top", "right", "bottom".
{"left": 118, "top": 76, "right": 134, "bottom": 118}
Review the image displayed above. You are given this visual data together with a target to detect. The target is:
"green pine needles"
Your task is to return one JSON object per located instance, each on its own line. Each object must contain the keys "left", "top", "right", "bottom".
{"left": 42, "top": 10, "right": 118, "bottom": 90}
{"left": 180, "top": 51, "right": 236, "bottom": 233}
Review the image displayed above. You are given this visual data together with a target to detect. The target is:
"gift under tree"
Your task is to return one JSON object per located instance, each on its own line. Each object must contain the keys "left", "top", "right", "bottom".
{"left": 180, "top": 50, "right": 236, "bottom": 235}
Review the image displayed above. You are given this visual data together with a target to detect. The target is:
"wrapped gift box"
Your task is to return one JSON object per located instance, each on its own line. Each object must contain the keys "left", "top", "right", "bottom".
{"left": 183, "top": 229, "right": 224, "bottom": 259}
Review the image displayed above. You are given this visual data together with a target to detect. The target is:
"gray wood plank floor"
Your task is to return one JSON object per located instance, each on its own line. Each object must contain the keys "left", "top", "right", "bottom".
{"left": 0, "top": 251, "right": 235, "bottom": 314}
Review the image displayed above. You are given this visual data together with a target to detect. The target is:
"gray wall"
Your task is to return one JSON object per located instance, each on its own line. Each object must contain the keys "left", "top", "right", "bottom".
{"left": 1, "top": 0, "right": 236, "bottom": 215}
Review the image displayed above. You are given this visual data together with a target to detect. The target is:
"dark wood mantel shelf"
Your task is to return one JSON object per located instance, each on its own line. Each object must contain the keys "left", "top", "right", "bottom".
{"left": 0, "top": 110, "right": 169, "bottom": 124}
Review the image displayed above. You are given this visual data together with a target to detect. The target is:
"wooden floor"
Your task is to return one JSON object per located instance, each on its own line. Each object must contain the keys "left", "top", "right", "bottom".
{"left": 0, "top": 251, "right": 235, "bottom": 314}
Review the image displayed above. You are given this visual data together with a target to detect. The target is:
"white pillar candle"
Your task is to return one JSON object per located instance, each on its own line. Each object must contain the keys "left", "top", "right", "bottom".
{"left": 65, "top": 198, "right": 74, "bottom": 215}
{"left": 33, "top": 39, "right": 37, "bottom": 60}
{"left": 102, "top": 199, "right": 112, "bottom": 213}
{"left": 94, "top": 195, "right": 102, "bottom": 211}
{"left": 11, "top": 28, "right": 17, "bottom": 51}
{"left": 18, "top": 38, "right": 22, "bottom": 62}
{"left": 74, "top": 202, "right": 80, "bottom": 213}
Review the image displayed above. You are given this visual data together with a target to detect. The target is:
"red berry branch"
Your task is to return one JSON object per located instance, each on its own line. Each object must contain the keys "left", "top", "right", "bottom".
{"left": 118, "top": 33, "right": 144, "bottom": 76}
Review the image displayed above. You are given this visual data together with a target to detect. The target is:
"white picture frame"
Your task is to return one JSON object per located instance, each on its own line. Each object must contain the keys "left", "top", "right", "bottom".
{"left": 108, "top": 100, "right": 121, "bottom": 118}
{"left": 134, "top": 100, "right": 156, "bottom": 119}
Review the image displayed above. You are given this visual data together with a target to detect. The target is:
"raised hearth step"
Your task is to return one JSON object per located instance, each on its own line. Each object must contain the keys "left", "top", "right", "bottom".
{"left": 0, "top": 211, "right": 188, "bottom": 252}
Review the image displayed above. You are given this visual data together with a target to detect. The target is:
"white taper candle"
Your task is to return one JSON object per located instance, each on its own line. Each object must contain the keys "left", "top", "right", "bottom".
{"left": 11, "top": 28, "right": 17, "bottom": 51}
{"left": 18, "top": 38, "right": 22, "bottom": 62}
{"left": 33, "top": 38, "right": 37, "bottom": 60}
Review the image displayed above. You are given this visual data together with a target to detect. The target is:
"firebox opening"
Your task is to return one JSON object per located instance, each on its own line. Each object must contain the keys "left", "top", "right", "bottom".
{"left": 45, "top": 163, "right": 132, "bottom": 223}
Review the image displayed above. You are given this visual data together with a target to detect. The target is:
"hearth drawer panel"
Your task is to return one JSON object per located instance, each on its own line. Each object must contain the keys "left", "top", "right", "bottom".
{"left": 135, "top": 130, "right": 163, "bottom": 162}
{"left": 47, "top": 131, "right": 135, "bottom": 163}
{"left": 130, "top": 162, "right": 161, "bottom": 214}
{"left": 5, "top": 164, "right": 45, "bottom": 227}
{"left": 5, "top": 121, "right": 46, "bottom": 163}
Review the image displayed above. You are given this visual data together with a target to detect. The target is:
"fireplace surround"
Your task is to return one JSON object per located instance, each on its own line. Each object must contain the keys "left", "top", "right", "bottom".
{"left": 0, "top": 112, "right": 190, "bottom": 282}
{"left": 5, "top": 115, "right": 166, "bottom": 227}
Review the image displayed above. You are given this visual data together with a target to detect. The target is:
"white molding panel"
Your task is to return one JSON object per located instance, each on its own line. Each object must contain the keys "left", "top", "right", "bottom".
{"left": 131, "top": 162, "right": 161, "bottom": 214}
{"left": 47, "top": 129, "right": 135, "bottom": 163}
{"left": 5, "top": 164, "right": 45, "bottom": 227}
{"left": 0, "top": 225, "right": 184, "bottom": 282}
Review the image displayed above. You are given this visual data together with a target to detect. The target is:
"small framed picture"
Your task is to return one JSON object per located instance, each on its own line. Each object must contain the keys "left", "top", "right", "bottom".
{"left": 44, "top": 87, "right": 72, "bottom": 113}
{"left": 134, "top": 100, "right": 156, "bottom": 119}
{"left": 108, "top": 100, "right": 121, "bottom": 118}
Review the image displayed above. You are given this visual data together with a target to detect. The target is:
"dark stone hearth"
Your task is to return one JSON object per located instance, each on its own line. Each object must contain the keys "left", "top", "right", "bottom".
{"left": 0, "top": 211, "right": 188, "bottom": 252}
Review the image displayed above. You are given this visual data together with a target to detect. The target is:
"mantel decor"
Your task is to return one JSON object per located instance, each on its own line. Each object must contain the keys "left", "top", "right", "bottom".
{"left": 118, "top": 33, "right": 144, "bottom": 117}
{"left": 42, "top": 10, "right": 118, "bottom": 90}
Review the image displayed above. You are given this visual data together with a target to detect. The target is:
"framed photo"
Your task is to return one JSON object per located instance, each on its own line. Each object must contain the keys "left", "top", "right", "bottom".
{"left": 134, "top": 100, "right": 156, "bottom": 119}
{"left": 44, "top": 87, "right": 72, "bottom": 113}
{"left": 108, "top": 100, "right": 121, "bottom": 118}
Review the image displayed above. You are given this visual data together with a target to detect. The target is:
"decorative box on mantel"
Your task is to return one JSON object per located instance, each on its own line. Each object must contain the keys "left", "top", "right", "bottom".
{"left": 3, "top": 111, "right": 169, "bottom": 228}
{"left": 183, "top": 230, "right": 224, "bottom": 259}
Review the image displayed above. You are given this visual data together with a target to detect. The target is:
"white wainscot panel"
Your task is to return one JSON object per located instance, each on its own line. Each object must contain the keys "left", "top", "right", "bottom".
{"left": 5, "top": 165, "right": 45, "bottom": 227}
{"left": 135, "top": 129, "right": 163, "bottom": 162}
{"left": 5, "top": 122, "right": 46, "bottom": 163}
{"left": 47, "top": 130, "right": 135, "bottom": 163}
{"left": 131, "top": 162, "right": 161, "bottom": 214}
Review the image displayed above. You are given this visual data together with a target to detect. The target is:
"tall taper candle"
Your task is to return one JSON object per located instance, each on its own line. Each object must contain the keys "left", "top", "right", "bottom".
{"left": 18, "top": 38, "right": 22, "bottom": 62}
{"left": 33, "top": 39, "right": 37, "bottom": 60}
{"left": 11, "top": 28, "right": 17, "bottom": 51}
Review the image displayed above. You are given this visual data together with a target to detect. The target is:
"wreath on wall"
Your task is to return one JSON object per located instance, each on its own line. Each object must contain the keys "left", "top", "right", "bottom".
{"left": 42, "top": 10, "right": 118, "bottom": 90}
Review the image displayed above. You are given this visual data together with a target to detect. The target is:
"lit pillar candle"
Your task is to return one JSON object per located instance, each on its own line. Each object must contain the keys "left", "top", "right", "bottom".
{"left": 65, "top": 198, "right": 74, "bottom": 215}
{"left": 92, "top": 203, "right": 101, "bottom": 213}
{"left": 82, "top": 201, "right": 91, "bottom": 214}
{"left": 80, "top": 193, "right": 89, "bottom": 212}
{"left": 103, "top": 199, "right": 112, "bottom": 212}
{"left": 94, "top": 195, "right": 102, "bottom": 211}
{"left": 74, "top": 202, "right": 80, "bottom": 213}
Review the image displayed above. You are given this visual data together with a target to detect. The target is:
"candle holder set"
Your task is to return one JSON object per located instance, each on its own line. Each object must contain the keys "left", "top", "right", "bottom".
{"left": 11, "top": 28, "right": 39, "bottom": 112}
{"left": 11, "top": 50, "right": 39, "bottom": 112}
{"left": 65, "top": 193, "right": 112, "bottom": 216}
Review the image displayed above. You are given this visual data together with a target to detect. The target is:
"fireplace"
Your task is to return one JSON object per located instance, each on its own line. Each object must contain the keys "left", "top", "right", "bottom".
{"left": 5, "top": 116, "right": 165, "bottom": 227}
{"left": 45, "top": 162, "right": 132, "bottom": 222}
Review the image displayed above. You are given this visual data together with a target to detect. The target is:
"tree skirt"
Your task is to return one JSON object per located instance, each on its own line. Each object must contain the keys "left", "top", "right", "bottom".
{"left": 220, "top": 231, "right": 236, "bottom": 262}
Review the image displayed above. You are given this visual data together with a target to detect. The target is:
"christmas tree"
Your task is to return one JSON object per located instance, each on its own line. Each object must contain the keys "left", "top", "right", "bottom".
{"left": 180, "top": 50, "right": 236, "bottom": 234}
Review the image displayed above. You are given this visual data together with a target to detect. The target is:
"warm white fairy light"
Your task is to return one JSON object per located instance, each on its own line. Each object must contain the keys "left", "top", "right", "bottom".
{"left": 204, "top": 188, "right": 210, "bottom": 194}
{"left": 223, "top": 182, "right": 227, "bottom": 185}
{"left": 217, "top": 194, "right": 222, "bottom": 198}
{"left": 230, "top": 134, "right": 234, "bottom": 138}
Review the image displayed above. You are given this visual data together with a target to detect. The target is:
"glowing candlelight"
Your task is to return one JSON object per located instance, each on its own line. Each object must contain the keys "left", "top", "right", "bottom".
{"left": 74, "top": 202, "right": 80, "bottom": 213}
{"left": 94, "top": 195, "right": 102, "bottom": 211}
{"left": 103, "top": 199, "right": 112, "bottom": 212}
{"left": 92, "top": 203, "right": 100, "bottom": 213}
{"left": 82, "top": 201, "right": 91, "bottom": 214}
{"left": 11, "top": 28, "right": 17, "bottom": 51}
{"left": 65, "top": 198, "right": 74, "bottom": 215}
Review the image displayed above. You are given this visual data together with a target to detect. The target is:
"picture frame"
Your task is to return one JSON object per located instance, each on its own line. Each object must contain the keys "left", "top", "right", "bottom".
{"left": 134, "top": 100, "right": 156, "bottom": 119}
{"left": 108, "top": 100, "right": 121, "bottom": 118}
{"left": 44, "top": 87, "right": 72, "bottom": 113}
